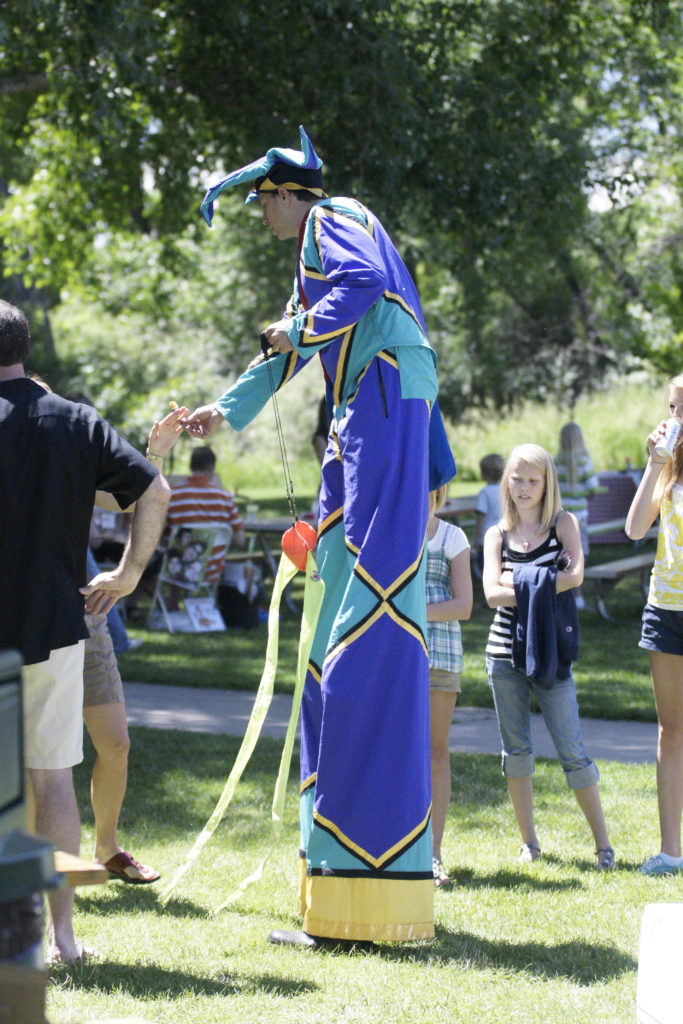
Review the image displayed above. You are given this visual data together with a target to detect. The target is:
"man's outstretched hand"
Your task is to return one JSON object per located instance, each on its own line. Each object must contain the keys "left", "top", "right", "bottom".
{"left": 181, "top": 404, "right": 224, "bottom": 438}
{"left": 148, "top": 405, "right": 189, "bottom": 454}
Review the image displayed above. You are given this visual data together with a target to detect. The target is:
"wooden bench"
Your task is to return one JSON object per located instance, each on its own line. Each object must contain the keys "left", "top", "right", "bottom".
{"left": 222, "top": 550, "right": 267, "bottom": 563}
{"left": 587, "top": 517, "right": 628, "bottom": 537}
{"left": 583, "top": 552, "right": 655, "bottom": 620}
{"left": 54, "top": 849, "right": 109, "bottom": 887}
{"left": 587, "top": 517, "right": 658, "bottom": 543}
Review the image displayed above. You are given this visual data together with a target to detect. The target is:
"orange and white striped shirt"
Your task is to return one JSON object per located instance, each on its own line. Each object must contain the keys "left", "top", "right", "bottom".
{"left": 166, "top": 475, "right": 243, "bottom": 583}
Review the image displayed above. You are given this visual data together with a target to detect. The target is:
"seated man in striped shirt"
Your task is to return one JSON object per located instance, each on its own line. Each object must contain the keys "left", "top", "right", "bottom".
{"left": 166, "top": 446, "right": 245, "bottom": 585}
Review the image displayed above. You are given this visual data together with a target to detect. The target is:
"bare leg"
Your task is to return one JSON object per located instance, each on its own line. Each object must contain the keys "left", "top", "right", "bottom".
{"left": 429, "top": 690, "right": 457, "bottom": 863}
{"left": 83, "top": 701, "right": 130, "bottom": 864}
{"left": 83, "top": 701, "right": 159, "bottom": 882}
{"left": 650, "top": 651, "right": 683, "bottom": 857}
{"left": 28, "top": 767, "right": 81, "bottom": 962}
{"left": 572, "top": 783, "right": 609, "bottom": 850}
{"left": 506, "top": 776, "right": 539, "bottom": 849}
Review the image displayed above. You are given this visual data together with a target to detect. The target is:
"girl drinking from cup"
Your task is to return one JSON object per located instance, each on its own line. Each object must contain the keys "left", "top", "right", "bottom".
{"left": 626, "top": 374, "right": 683, "bottom": 875}
{"left": 483, "top": 444, "right": 614, "bottom": 868}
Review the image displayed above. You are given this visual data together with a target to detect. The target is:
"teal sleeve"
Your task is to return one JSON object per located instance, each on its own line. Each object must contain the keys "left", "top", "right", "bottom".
{"left": 396, "top": 347, "right": 438, "bottom": 403}
{"left": 215, "top": 351, "right": 306, "bottom": 431}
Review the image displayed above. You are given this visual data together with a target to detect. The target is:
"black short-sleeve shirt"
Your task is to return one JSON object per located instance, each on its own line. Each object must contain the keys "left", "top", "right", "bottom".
{"left": 0, "top": 378, "right": 158, "bottom": 664}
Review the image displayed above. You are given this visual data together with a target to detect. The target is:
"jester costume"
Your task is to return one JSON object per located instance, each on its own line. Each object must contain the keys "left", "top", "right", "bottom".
{"left": 202, "top": 128, "right": 454, "bottom": 942}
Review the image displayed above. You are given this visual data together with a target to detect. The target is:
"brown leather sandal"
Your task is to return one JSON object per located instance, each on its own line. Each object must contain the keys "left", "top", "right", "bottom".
{"left": 103, "top": 850, "right": 160, "bottom": 884}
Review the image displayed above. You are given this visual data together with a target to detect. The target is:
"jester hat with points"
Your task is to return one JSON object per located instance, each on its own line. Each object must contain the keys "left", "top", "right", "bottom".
{"left": 199, "top": 124, "right": 325, "bottom": 226}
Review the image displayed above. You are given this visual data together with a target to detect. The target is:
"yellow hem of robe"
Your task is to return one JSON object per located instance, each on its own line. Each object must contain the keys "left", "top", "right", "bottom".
{"left": 297, "top": 864, "right": 434, "bottom": 941}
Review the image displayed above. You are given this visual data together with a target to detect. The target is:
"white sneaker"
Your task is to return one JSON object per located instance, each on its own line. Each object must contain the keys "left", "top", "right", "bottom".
{"left": 638, "top": 852, "right": 683, "bottom": 876}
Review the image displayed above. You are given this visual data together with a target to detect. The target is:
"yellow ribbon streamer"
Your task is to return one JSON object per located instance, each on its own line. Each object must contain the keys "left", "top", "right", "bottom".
{"left": 272, "top": 550, "right": 324, "bottom": 825}
{"left": 212, "top": 550, "right": 324, "bottom": 913}
{"left": 159, "top": 548, "right": 323, "bottom": 909}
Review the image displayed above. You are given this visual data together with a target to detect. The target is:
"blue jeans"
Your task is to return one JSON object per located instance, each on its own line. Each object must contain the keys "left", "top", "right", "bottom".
{"left": 486, "top": 657, "right": 598, "bottom": 790}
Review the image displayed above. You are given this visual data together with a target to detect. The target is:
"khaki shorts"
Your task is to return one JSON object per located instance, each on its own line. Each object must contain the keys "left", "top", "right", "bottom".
{"left": 83, "top": 613, "right": 124, "bottom": 708}
{"left": 429, "top": 667, "right": 461, "bottom": 694}
{"left": 23, "top": 642, "right": 85, "bottom": 769}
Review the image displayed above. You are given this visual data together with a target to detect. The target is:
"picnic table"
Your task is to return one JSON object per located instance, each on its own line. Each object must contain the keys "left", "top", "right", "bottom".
{"left": 587, "top": 471, "right": 639, "bottom": 543}
{"left": 583, "top": 551, "right": 655, "bottom": 621}
{"left": 238, "top": 515, "right": 316, "bottom": 614}
{"left": 440, "top": 494, "right": 479, "bottom": 527}
{"left": 242, "top": 515, "right": 304, "bottom": 575}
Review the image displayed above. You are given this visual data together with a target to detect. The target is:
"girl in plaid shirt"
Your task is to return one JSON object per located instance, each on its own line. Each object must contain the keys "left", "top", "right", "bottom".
{"left": 426, "top": 484, "right": 473, "bottom": 887}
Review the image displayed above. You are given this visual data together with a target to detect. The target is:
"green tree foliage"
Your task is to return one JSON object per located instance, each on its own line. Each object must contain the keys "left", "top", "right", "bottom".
{"left": 1, "top": 0, "right": 682, "bottom": 422}
{"left": 49, "top": 193, "right": 296, "bottom": 444}
{"left": 408, "top": 0, "right": 683, "bottom": 414}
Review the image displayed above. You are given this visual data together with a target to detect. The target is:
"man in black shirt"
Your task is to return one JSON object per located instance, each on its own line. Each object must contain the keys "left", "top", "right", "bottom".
{"left": 0, "top": 300, "right": 170, "bottom": 963}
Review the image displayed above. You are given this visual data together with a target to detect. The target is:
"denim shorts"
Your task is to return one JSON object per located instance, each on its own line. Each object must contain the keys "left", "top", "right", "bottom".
{"left": 486, "top": 656, "right": 598, "bottom": 790}
{"left": 639, "top": 603, "right": 683, "bottom": 656}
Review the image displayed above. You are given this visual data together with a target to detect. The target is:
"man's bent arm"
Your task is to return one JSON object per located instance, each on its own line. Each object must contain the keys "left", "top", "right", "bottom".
{"left": 94, "top": 490, "right": 133, "bottom": 512}
{"left": 81, "top": 473, "right": 170, "bottom": 613}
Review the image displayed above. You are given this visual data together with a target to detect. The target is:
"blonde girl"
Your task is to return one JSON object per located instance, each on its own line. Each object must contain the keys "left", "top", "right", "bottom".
{"left": 426, "top": 484, "right": 473, "bottom": 887}
{"left": 483, "top": 444, "right": 614, "bottom": 868}
{"left": 626, "top": 374, "right": 683, "bottom": 875}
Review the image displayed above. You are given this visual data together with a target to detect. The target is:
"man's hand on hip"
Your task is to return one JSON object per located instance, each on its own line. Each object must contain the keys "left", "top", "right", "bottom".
{"left": 80, "top": 569, "right": 140, "bottom": 615}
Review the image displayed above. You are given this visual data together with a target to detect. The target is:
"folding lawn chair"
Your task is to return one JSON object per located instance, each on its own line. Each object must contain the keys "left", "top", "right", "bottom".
{"left": 146, "top": 524, "right": 230, "bottom": 634}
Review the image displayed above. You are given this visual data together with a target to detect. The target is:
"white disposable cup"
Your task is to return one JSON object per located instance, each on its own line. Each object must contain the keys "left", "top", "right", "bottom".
{"left": 654, "top": 418, "right": 683, "bottom": 459}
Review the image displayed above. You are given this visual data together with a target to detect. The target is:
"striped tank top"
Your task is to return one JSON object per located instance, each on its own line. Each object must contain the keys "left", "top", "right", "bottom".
{"left": 486, "top": 526, "right": 563, "bottom": 661}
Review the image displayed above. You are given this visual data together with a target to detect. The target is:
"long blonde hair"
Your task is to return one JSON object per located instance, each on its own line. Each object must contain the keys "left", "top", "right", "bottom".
{"left": 429, "top": 483, "right": 449, "bottom": 517}
{"left": 501, "top": 444, "right": 562, "bottom": 533}
{"left": 657, "top": 373, "right": 683, "bottom": 501}
{"left": 557, "top": 421, "right": 589, "bottom": 490}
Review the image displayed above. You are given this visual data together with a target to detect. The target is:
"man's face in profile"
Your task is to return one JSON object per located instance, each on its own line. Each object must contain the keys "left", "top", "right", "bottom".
{"left": 258, "top": 190, "right": 300, "bottom": 240}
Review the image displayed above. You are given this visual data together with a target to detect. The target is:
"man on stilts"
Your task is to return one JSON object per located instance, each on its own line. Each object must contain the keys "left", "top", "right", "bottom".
{"left": 187, "top": 126, "right": 454, "bottom": 947}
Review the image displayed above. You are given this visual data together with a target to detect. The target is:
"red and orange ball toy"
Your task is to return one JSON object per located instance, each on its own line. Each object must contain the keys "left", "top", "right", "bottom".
{"left": 282, "top": 520, "right": 317, "bottom": 572}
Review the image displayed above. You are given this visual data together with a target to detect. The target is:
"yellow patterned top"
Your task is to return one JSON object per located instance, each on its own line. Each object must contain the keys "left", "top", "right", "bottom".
{"left": 649, "top": 484, "right": 683, "bottom": 610}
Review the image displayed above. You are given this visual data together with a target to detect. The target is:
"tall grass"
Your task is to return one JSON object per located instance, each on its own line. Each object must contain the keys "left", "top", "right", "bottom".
{"left": 443, "top": 378, "right": 664, "bottom": 483}
{"left": 165, "top": 375, "right": 666, "bottom": 495}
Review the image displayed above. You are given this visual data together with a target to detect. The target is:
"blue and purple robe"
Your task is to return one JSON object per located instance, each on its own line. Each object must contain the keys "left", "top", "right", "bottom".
{"left": 217, "top": 197, "right": 453, "bottom": 940}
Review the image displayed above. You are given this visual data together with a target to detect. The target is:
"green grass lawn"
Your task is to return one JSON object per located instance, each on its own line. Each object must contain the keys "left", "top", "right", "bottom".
{"left": 119, "top": 538, "right": 658, "bottom": 722}
{"left": 48, "top": 727, "right": 676, "bottom": 1024}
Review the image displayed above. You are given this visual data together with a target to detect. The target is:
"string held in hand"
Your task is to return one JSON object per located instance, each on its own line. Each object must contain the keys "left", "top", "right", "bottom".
{"left": 259, "top": 331, "right": 317, "bottom": 571}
